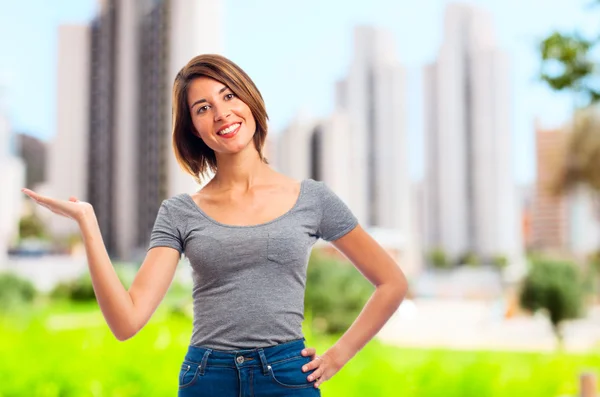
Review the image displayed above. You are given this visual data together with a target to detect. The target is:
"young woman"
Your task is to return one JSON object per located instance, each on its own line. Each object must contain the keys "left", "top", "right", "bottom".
{"left": 22, "top": 54, "right": 407, "bottom": 396}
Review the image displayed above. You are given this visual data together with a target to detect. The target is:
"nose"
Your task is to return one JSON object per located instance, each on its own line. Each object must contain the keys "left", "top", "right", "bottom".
{"left": 213, "top": 104, "right": 231, "bottom": 122}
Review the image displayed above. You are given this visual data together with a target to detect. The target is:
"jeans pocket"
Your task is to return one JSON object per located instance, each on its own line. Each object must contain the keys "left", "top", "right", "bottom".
{"left": 267, "top": 356, "right": 315, "bottom": 389}
{"left": 179, "top": 361, "right": 200, "bottom": 389}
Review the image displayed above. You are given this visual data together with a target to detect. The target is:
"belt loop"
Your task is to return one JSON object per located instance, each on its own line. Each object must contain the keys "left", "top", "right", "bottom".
{"left": 257, "top": 348, "right": 269, "bottom": 375}
{"left": 199, "top": 349, "right": 212, "bottom": 376}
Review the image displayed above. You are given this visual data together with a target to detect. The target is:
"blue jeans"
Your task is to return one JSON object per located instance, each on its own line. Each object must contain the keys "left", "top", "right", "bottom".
{"left": 178, "top": 338, "right": 322, "bottom": 396}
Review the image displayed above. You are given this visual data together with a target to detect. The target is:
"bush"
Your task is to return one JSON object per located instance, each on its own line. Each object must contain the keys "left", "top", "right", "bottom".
{"left": 305, "top": 252, "right": 373, "bottom": 334}
{"left": 0, "top": 272, "right": 37, "bottom": 311}
{"left": 18, "top": 213, "right": 48, "bottom": 240}
{"left": 50, "top": 266, "right": 133, "bottom": 302}
{"left": 426, "top": 248, "right": 450, "bottom": 269}
{"left": 519, "top": 259, "right": 584, "bottom": 347}
{"left": 491, "top": 254, "right": 508, "bottom": 270}
{"left": 457, "top": 251, "right": 480, "bottom": 267}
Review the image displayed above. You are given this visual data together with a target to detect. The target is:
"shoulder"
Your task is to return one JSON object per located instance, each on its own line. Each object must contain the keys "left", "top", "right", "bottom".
{"left": 301, "top": 179, "right": 337, "bottom": 201}
{"left": 161, "top": 193, "right": 191, "bottom": 209}
{"left": 157, "top": 193, "right": 197, "bottom": 220}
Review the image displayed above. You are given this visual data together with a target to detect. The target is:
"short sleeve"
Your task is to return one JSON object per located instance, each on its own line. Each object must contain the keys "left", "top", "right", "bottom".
{"left": 148, "top": 201, "right": 184, "bottom": 255}
{"left": 316, "top": 182, "right": 359, "bottom": 241}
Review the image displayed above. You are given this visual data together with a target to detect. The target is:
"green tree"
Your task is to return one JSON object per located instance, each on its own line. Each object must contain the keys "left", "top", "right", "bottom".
{"left": 519, "top": 259, "right": 584, "bottom": 348}
{"left": 426, "top": 247, "right": 450, "bottom": 269}
{"left": 538, "top": 3, "right": 600, "bottom": 253}
{"left": 456, "top": 251, "right": 480, "bottom": 267}
{"left": 18, "top": 213, "right": 47, "bottom": 240}
{"left": 491, "top": 254, "right": 508, "bottom": 270}
{"left": 0, "top": 272, "right": 37, "bottom": 311}
{"left": 305, "top": 252, "right": 373, "bottom": 334}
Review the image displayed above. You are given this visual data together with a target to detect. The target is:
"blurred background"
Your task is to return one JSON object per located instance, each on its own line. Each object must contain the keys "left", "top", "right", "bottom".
{"left": 1, "top": 0, "right": 600, "bottom": 396}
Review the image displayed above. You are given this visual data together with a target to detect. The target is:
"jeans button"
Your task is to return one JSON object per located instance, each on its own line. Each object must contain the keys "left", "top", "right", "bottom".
{"left": 236, "top": 356, "right": 244, "bottom": 364}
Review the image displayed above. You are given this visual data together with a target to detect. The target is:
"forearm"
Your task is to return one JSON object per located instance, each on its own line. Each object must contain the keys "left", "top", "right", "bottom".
{"left": 78, "top": 213, "right": 137, "bottom": 340}
{"left": 328, "top": 280, "right": 407, "bottom": 365}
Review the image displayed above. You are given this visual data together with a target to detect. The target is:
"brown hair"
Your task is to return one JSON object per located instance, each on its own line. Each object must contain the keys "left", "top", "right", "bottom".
{"left": 172, "top": 54, "right": 269, "bottom": 184}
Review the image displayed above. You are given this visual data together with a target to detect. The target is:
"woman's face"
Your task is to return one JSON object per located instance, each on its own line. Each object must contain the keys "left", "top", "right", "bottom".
{"left": 187, "top": 76, "right": 257, "bottom": 157}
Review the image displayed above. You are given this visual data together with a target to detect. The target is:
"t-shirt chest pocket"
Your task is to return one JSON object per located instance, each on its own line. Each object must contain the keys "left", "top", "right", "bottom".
{"left": 267, "top": 231, "right": 308, "bottom": 266}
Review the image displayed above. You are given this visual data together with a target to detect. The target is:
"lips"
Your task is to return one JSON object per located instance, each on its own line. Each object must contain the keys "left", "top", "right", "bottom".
{"left": 216, "top": 122, "right": 241, "bottom": 139}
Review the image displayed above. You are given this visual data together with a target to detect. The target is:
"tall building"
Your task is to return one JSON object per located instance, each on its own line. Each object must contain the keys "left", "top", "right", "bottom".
{"left": 336, "top": 26, "right": 409, "bottom": 231}
{"left": 423, "top": 3, "right": 522, "bottom": 263}
{"left": 531, "top": 120, "right": 600, "bottom": 256}
{"left": 0, "top": 99, "right": 25, "bottom": 266}
{"left": 530, "top": 122, "right": 569, "bottom": 251}
{"left": 51, "top": 0, "right": 222, "bottom": 260}
{"left": 276, "top": 111, "right": 354, "bottom": 207}
{"left": 279, "top": 26, "right": 411, "bottom": 232}
{"left": 276, "top": 26, "right": 421, "bottom": 274}
{"left": 48, "top": 24, "right": 90, "bottom": 239}
{"left": 15, "top": 133, "right": 47, "bottom": 189}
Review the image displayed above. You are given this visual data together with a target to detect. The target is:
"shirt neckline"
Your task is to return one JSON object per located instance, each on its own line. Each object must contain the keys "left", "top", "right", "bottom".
{"left": 184, "top": 179, "right": 307, "bottom": 229}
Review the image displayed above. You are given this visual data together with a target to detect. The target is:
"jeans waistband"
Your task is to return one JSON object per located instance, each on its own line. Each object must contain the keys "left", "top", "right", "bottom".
{"left": 183, "top": 338, "right": 307, "bottom": 375}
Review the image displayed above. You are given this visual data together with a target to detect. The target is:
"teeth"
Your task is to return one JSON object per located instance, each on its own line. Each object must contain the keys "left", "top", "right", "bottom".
{"left": 218, "top": 123, "right": 240, "bottom": 135}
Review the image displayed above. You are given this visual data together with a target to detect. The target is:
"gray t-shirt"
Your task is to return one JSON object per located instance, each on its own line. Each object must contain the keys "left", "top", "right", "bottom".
{"left": 148, "top": 178, "right": 358, "bottom": 350}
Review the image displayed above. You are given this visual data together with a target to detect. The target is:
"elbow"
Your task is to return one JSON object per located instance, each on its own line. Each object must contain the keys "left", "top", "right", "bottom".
{"left": 114, "top": 331, "right": 135, "bottom": 342}
{"left": 387, "top": 270, "right": 409, "bottom": 310}
{"left": 112, "top": 321, "right": 140, "bottom": 342}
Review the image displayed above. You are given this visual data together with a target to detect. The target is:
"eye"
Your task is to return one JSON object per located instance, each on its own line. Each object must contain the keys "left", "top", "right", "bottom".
{"left": 224, "top": 93, "right": 235, "bottom": 100}
{"left": 196, "top": 105, "right": 210, "bottom": 115}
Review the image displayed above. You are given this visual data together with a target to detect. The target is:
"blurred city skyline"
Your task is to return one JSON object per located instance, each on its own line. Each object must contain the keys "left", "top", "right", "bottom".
{"left": 1, "top": 0, "right": 598, "bottom": 186}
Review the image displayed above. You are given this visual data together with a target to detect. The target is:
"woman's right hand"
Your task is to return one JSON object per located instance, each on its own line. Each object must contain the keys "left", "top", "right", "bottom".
{"left": 22, "top": 188, "right": 95, "bottom": 225}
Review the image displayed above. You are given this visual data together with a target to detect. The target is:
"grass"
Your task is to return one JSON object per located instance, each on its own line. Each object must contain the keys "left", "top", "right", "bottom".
{"left": 0, "top": 301, "right": 599, "bottom": 397}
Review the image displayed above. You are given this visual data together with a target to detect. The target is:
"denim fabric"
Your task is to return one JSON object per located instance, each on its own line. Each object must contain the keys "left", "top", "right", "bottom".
{"left": 178, "top": 338, "right": 322, "bottom": 397}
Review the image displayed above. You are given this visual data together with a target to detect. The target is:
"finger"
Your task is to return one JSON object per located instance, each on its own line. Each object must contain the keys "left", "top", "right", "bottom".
{"left": 301, "top": 347, "right": 316, "bottom": 358}
{"left": 314, "top": 373, "right": 329, "bottom": 388}
{"left": 307, "top": 365, "right": 324, "bottom": 382}
{"left": 302, "top": 357, "right": 322, "bottom": 372}
{"left": 69, "top": 196, "right": 79, "bottom": 202}
{"left": 23, "top": 189, "right": 49, "bottom": 204}
{"left": 25, "top": 190, "right": 68, "bottom": 212}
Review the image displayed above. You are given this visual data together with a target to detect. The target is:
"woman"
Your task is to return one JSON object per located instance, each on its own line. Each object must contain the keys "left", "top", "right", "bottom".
{"left": 22, "top": 54, "right": 407, "bottom": 396}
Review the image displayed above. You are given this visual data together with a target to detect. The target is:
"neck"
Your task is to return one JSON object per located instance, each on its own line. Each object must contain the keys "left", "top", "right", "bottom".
{"left": 211, "top": 147, "right": 271, "bottom": 191}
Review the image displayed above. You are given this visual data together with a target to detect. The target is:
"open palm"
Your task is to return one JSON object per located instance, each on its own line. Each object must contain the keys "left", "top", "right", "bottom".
{"left": 21, "top": 188, "right": 94, "bottom": 223}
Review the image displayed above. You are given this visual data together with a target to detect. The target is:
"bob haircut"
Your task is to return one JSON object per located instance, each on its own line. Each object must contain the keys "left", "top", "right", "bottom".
{"left": 172, "top": 54, "right": 269, "bottom": 184}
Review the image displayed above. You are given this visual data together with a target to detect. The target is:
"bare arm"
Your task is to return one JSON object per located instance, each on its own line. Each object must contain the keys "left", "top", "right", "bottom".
{"left": 303, "top": 225, "right": 408, "bottom": 387}
{"left": 22, "top": 189, "right": 180, "bottom": 341}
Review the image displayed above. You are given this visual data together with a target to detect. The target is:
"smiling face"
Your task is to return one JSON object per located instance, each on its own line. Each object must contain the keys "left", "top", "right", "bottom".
{"left": 187, "top": 76, "right": 257, "bottom": 158}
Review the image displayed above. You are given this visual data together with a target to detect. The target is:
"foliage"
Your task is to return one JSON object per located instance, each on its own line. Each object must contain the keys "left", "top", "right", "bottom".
{"left": 304, "top": 252, "right": 373, "bottom": 334}
{"left": 491, "top": 254, "right": 508, "bottom": 270}
{"left": 457, "top": 251, "right": 480, "bottom": 267}
{"left": 539, "top": 31, "right": 599, "bottom": 104}
{"left": 551, "top": 108, "right": 600, "bottom": 194}
{"left": 0, "top": 272, "right": 37, "bottom": 311}
{"left": 50, "top": 266, "right": 133, "bottom": 302}
{"left": 0, "top": 303, "right": 599, "bottom": 397}
{"left": 18, "top": 213, "right": 48, "bottom": 240}
{"left": 519, "top": 259, "right": 584, "bottom": 346}
{"left": 426, "top": 247, "right": 451, "bottom": 269}
{"left": 538, "top": 5, "right": 600, "bottom": 254}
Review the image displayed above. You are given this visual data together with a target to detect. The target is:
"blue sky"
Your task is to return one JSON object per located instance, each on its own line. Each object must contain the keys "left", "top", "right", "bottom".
{"left": 0, "top": 0, "right": 598, "bottom": 184}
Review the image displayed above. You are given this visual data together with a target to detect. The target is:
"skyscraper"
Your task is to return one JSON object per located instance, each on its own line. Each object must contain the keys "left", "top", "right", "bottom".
{"left": 278, "top": 26, "right": 411, "bottom": 235}
{"left": 424, "top": 3, "right": 521, "bottom": 263}
{"left": 48, "top": 24, "right": 90, "bottom": 239}
{"left": 336, "top": 26, "right": 409, "bottom": 231}
{"left": 531, "top": 122, "right": 568, "bottom": 251}
{"left": 51, "top": 0, "right": 222, "bottom": 260}
{"left": 0, "top": 99, "right": 25, "bottom": 265}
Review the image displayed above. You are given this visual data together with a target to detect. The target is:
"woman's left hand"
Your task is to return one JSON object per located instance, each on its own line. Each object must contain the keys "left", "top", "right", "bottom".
{"left": 301, "top": 347, "right": 342, "bottom": 388}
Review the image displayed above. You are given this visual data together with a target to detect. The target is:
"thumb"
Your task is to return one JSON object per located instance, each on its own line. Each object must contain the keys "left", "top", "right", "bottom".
{"left": 69, "top": 196, "right": 79, "bottom": 202}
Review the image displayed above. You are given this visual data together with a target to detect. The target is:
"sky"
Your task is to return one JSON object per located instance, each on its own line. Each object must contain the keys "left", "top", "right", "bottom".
{"left": 0, "top": 0, "right": 598, "bottom": 184}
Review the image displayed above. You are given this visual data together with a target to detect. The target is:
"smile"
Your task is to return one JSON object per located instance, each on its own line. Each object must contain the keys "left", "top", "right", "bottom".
{"left": 217, "top": 123, "right": 241, "bottom": 138}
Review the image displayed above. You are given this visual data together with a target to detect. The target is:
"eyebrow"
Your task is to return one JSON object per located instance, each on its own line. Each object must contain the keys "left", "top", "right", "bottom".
{"left": 190, "top": 86, "right": 230, "bottom": 110}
